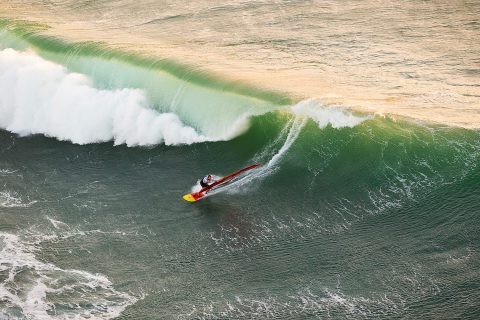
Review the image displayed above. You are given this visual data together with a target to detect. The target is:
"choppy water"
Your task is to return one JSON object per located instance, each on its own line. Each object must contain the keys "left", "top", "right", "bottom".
{"left": 0, "top": 1, "right": 479, "bottom": 319}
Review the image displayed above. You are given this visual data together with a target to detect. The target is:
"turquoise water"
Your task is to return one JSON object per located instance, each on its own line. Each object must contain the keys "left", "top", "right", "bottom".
{"left": 0, "top": 10, "right": 479, "bottom": 320}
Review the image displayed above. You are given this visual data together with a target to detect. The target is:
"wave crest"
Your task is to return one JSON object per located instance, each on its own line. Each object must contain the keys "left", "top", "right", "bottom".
{"left": 0, "top": 48, "right": 209, "bottom": 146}
{"left": 292, "top": 99, "right": 370, "bottom": 129}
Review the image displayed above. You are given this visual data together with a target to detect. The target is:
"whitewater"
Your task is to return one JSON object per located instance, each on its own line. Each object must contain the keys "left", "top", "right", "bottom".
{"left": 0, "top": 47, "right": 368, "bottom": 148}
{"left": 0, "top": 1, "right": 479, "bottom": 320}
{"left": 0, "top": 48, "right": 209, "bottom": 146}
{"left": 1, "top": 0, "right": 478, "bottom": 128}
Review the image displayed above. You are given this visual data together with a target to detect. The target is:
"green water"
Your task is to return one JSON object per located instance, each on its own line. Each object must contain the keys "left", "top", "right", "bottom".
{"left": 0, "top": 16, "right": 479, "bottom": 320}
{"left": 1, "top": 114, "right": 479, "bottom": 319}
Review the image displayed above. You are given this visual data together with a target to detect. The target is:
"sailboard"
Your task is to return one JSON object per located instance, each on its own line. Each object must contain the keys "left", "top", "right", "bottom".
{"left": 183, "top": 164, "right": 260, "bottom": 202}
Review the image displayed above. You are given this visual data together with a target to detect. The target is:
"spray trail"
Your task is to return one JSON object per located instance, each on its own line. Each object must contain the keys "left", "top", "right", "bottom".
{"left": 207, "top": 116, "right": 307, "bottom": 197}
{"left": 209, "top": 101, "right": 370, "bottom": 196}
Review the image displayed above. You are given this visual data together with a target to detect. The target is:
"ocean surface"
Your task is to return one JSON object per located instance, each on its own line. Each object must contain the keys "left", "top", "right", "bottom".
{"left": 0, "top": 1, "right": 479, "bottom": 319}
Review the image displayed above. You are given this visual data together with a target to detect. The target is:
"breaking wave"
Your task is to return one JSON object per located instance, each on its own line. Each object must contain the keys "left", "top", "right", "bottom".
{"left": 0, "top": 48, "right": 212, "bottom": 146}
{"left": 0, "top": 44, "right": 370, "bottom": 148}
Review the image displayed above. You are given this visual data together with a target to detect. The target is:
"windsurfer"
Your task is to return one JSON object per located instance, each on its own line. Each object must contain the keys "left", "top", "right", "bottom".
{"left": 200, "top": 175, "right": 216, "bottom": 188}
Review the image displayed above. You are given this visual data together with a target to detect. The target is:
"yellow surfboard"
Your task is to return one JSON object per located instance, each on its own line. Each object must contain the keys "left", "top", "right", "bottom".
{"left": 182, "top": 193, "right": 198, "bottom": 202}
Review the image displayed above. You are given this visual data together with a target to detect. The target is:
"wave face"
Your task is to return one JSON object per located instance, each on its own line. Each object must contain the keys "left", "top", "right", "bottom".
{"left": 0, "top": 17, "right": 479, "bottom": 320}
{"left": 0, "top": 31, "right": 368, "bottom": 147}
{"left": 0, "top": 24, "right": 284, "bottom": 144}
{"left": 1, "top": 0, "right": 479, "bottom": 128}
{"left": 0, "top": 48, "right": 212, "bottom": 146}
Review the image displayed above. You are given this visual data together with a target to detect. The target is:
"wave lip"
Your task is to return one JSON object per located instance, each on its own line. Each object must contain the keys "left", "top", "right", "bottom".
{"left": 292, "top": 99, "right": 370, "bottom": 129}
{"left": 205, "top": 100, "right": 370, "bottom": 196}
{"left": 0, "top": 48, "right": 212, "bottom": 146}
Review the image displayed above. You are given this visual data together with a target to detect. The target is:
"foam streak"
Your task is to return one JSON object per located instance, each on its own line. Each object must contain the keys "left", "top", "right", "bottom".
{"left": 0, "top": 232, "right": 137, "bottom": 319}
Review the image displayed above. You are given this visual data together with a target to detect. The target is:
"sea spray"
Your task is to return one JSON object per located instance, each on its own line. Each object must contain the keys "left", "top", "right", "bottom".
{"left": 0, "top": 24, "right": 284, "bottom": 139}
{"left": 292, "top": 99, "right": 370, "bottom": 129}
{"left": 0, "top": 48, "right": 210, "bottom": 146}
{"left": 0, "top": 4, "right": 478, "bottom": 319}
{"left": 210, "top": 100, "right": 370, "bottom": 195}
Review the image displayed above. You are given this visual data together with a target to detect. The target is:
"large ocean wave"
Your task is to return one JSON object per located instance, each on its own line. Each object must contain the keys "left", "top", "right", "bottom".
{"left": 0, "top": 24, "right": 370, "bottom": 147}
{"left": 0, "top": 10, "right": 479, "bottom": 320}
{"left": 0, "top": 48, "right": 211, "bottom": 146}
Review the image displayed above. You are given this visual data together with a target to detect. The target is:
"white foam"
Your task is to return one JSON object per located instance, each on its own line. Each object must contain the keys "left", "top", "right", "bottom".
{"left": 266, "top": 116, "right": 306, "bottom": 168}
{"left": 191, "top": 116, "right": 305, "bottom": 200}
{"left": 0, "top": 190, "right": 36, "bottom": 208}
{"left": 292, "top": 98, "right": 370, "bottom": 129}
{"left": 0, "top": 169, "right": 17, "bottom": 175}
{"left": 205, "top": 116, "right": 307, "bottom": 197}
{"left": 203, "top": 100, "right": 369, "bottom": 197}
{"left": 46, "top": 217, "right": 70, "bottom": 230}
{"left": 0, "top": 232, "right": 141, "bottom": 319}
{"left": 0, "top": 48, "right": 212, "bottom": 146}
{"left": 24, "top": 217, "right": 147, "bottom": 247}
{"left": 177, "top": 287, "right": 398, "bottom": 319}
{"left": 0, "top": 232, "right": 138, "bottom": 319}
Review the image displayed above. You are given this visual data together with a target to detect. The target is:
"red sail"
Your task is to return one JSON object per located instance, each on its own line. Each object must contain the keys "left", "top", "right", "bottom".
{"left": 196, "top": 164, "right": 260, "bottom": 196}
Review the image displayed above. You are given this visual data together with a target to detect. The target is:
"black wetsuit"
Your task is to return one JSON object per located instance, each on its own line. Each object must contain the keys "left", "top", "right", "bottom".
{"left": 200, "top": 176, "right": 212, "bottom": 188}
{"left": 200, "top": 179, "right": 209, "bottom": 188}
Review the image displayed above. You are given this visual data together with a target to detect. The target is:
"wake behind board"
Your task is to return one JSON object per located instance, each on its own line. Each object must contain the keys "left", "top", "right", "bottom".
{"left": 183, "top": 164, "right": 260, "bottom": 203}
